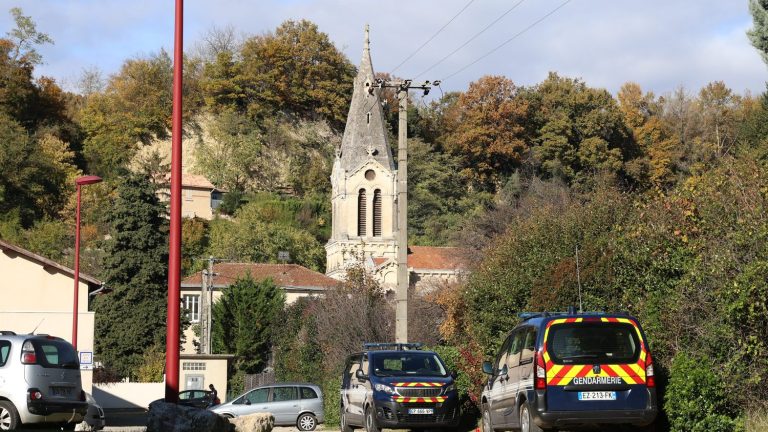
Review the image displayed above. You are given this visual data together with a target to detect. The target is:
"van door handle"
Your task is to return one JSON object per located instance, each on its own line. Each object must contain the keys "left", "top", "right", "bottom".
{"left": 520, "top": 358, "right": 533, "bottom": 365}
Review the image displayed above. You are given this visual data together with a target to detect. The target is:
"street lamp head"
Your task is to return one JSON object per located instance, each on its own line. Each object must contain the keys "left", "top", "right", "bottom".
{"left": 76, "top": 175, "right": 103, "bottom": 186}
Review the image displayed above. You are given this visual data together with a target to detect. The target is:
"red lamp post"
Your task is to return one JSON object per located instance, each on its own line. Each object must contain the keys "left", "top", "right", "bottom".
{"left": 72, "top": 175, "right": 102, "bottom": 351}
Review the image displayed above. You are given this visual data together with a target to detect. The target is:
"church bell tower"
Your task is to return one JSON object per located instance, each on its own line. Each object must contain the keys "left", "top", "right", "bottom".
{"left": 325, "top": 26, "right": 398, "bottom": 286}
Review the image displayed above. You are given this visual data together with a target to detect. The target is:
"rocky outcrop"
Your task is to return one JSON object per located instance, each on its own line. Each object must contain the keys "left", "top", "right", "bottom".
{"left": 147, "top": 400, "right": 233, "bottom": 432}
{"left": 229, "top": 412, "right": 274, "bottom": 432}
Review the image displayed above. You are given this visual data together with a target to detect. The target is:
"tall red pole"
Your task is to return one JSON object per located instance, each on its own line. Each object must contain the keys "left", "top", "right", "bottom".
{"left": 165, "top": 0, "right": 183, "bottom": 403}
{"left": 72, "top": 184, "right": 82, "bottom": 350}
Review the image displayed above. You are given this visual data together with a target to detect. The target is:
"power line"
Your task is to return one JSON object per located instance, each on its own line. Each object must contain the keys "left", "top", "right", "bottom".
{"left": 413, "top": 0, "right": 528, "bottom": 79}
{"left": 442, "top": 0, "right": 573, "bottom": 81}
{"left": 390, "top": 0, "right": 478, "bottom": 74}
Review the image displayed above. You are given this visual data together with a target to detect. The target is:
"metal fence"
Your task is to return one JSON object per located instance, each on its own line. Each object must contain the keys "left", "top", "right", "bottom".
{"left": 244, "top": 371, "right": 276, "bottom": 392}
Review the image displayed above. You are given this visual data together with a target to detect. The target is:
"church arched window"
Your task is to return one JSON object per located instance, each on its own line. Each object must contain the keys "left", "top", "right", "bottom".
{"left": 373, "top": 189, "right": 382, "bottom": 237}
{"left": 358, "top": 189, "right": 367, "bottom": 236}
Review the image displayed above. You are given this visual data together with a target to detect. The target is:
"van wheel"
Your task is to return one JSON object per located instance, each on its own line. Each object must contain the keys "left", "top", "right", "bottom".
{"left": 520, "top": 402, "right": 543, "bottom": 432}
{"left": 365, "top": 406, "right": 381, "bottom": 432}
{"left": 297, "top": 413, "right": 317, "bottom": 431}
{"left": 482, "top": 404, "right": 493, "bottom": 432}
{"left": 341, "top": 409, "right": 354, "bottom": 432}
{"left": 0, "top": 401, "right": 19, "bottom": 431}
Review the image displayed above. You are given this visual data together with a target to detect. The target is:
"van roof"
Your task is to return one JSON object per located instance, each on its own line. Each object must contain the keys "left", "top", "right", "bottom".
{"left": 516, "top": 312, "right": 639, "bottom": 327}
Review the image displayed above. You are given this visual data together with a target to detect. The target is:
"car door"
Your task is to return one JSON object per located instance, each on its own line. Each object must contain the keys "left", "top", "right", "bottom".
{"left": 499, "top": 330, "right": 524, "bottom": 426}
{"left": 269, "top": 386, "right": 300, "bottom": 425}
{"left": 230, "top": 387, "right": 270, "bottom": 416}
{"left": 488, "top": 335, "right": 512, "bottom": 425}
{"left": 343, "top": 355, "right": 364, "bottom": 425}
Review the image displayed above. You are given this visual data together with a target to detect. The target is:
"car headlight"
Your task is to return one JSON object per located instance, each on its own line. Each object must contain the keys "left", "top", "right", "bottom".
{"left": 443, "top": 383, "right": 456, "bottom": 394}
{"left": 374, "top": 384, "right": 396, "bottom": 395}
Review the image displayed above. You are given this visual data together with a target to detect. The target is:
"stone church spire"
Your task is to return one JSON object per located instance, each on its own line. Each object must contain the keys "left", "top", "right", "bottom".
{"left": 338, "top": 25, "right": 394, "bottom": 172}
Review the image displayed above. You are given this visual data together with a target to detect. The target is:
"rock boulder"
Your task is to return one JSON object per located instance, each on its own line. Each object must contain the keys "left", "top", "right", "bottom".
{"left": 229, "top": 412, "right": 274, "bottom": 432}
{"left": 147, "top": 400, "right": 233, "bottom": 432}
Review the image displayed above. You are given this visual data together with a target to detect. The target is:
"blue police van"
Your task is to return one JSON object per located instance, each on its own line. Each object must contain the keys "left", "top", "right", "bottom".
{"left": 341, "top": 343, "right": 460, "bottom": 432}
{"left": 480, "top": 310, "right": 658, "bottom": 432}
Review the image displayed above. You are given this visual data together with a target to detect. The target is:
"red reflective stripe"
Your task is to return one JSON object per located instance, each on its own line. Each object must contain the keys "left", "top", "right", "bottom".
{"left": 601, "top": 364, "right": 620, "bottom": 377}
{"left": 576, "top": 365, "right": 591, "bottom": 378}
{"left": 619, "top": 363, "right": 638, "bottom": 379}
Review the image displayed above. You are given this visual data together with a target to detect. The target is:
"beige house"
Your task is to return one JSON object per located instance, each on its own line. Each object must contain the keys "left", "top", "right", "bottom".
{"left": 325, "top": 28, "right": 468, "bottom": 291}
{"left": 0, "top": 240, "right": 102, "bottom": 392}
{"left": 178, "top": 263, "right": 339, "bottom": 393}
{"left": 158, "top": 173, "right": 224, "bottom": 220}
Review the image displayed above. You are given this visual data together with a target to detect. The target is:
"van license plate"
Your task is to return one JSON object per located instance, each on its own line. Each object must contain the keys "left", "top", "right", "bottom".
{"left": 50, "top": 386, "right": 72, "bottom": 397}
{"left": 408, "top": 408, "right": 434, "bottom": 415}
{"left": 578, "top": 391, "right": 616, "bottom": 401}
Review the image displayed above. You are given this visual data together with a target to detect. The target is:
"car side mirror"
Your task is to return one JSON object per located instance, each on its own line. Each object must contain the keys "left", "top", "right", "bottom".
{"left": 451, "top": 370, "right": 458, "bottom": 379}
{"left": 482, "top": 361, "right": 493, "bottom": 375}
{"left": 355, "top": 369, "right": 368, "bottom": 381}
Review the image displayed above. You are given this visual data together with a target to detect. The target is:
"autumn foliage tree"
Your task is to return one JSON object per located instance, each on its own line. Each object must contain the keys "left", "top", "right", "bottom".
{"left": 443, "top": 75, "right": 529, "bottom": 191}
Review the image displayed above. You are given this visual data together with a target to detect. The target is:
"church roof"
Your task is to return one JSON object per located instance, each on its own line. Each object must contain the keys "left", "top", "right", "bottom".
{"left": 371, "top": 246, "right": 469, "bottom": 272}
{"left": 338, "top": 25, "right": 394, "bottom": 172}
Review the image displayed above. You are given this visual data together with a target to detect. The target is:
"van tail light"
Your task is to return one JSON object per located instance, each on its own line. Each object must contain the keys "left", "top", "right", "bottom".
{"left": 21, "top": 341, "right": 36, "bottom": 364}
{"left": 534, "top": 351, "right": 547, "bottom": 390}
{"left": 645, "top": 352, "right": 655, "bottom": 388}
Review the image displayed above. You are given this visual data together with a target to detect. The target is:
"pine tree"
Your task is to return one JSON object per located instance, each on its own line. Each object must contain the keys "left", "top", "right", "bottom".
{"left": 748, "top": 0, "right": 768, "bottom": 66}
{"left": 212, "top": 275, "right": 285, "bottom": 374}
{"left": 93, "top": 174, "right": 170, "bottom": 379}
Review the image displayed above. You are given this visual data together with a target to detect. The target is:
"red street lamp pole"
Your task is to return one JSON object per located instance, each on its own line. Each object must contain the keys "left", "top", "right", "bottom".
{"left": 165, "top": 0, "right": 183, "bottom": 403}
{"left": 72, "top": 175, "right": 102, "bottom": 351}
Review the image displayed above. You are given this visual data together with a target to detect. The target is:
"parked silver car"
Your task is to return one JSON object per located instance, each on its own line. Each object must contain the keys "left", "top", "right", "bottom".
{"left": 0, "top": 332, "right": 87, "bottom": 430}
{"left": 210, "top": 383, "right": 324, "bottom": 431}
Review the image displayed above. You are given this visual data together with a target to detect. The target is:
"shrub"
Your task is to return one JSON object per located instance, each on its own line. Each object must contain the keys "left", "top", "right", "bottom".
{"left": 664, "top": 353, "right": 742, "bottom": 432}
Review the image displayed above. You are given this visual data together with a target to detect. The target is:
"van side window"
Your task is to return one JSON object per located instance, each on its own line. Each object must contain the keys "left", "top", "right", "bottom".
{"left": 507, "top": 330, "right": 524, "bottom": 368}
{"left": 301, "top": 387, "right": 318, "bottom": 399}
{"left": 344, "top": 356, "right": 361, "bottom": 387}
{"left": 495, "top": 336, "right": 512, "bottom": 373}
{"left": 520, "top": 328, "right": 537, "bottom": 362}
{"left": 0, "top": 341, "right": 10, "bottom": 366}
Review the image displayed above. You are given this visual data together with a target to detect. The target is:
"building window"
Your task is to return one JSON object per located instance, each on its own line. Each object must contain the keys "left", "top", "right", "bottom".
{"left": 182, "top": 294, "right": 200, "bottom": 322}
{"left": 184, "top": 189, "right": 193, "bottom": 201}
{"left": 211, "top": 190, "right": 223, "bottom": 209}
{"left": 182, "top": 362, "right": 206, "bottom": 371}
{"left": 358, "top": 189, "right": 367, "bottom": 236}
{"left": 373, "top": 189, "right": 382, "bottom": 237}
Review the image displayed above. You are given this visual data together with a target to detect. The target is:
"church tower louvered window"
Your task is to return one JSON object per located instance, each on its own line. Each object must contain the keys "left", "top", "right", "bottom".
{"left": 358, "top": 189, "right": 367, "bottom": 236}
{"left": 373, "top": 189, "right": 382, "bottom": 237}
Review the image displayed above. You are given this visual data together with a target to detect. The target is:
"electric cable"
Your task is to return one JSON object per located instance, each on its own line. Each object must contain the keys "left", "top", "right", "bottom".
{"left": 390, "top": 0, "right": 477, "bottom": 74}
{"left": 441, "top": 0, "right": 573, "bottom": 81}
{"left": 413, "top": 0, "right": 528, "bottom": 79}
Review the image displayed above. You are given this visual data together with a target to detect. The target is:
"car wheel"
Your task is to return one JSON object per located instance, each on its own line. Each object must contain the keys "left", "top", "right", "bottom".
{"left": 222, "top": 413, "right": 234, "bottom": 419}
{"left": 341, "top": 408, "right": 353, "bottom": 432}
{"left": 365, "top": 406, "right": 381, "bottom": 432}
{"left": 0, "top": 401, "right": 19, "bottom": 431}
{"left": 297, "top": 413, "right": 317, "bottom": 431}
{"left": 482, "top": 404, "right": 493, "bottom": 432}
{"left": 519, "top": 402, "right": 543, "bottom": 432}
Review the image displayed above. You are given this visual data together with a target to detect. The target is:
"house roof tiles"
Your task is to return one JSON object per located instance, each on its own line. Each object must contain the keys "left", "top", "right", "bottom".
{"left": 182, "top": 263, "right": 340, "bottom": 290}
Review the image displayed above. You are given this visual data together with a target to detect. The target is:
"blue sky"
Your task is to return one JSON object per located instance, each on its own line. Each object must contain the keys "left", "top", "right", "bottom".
{"left": 1, "top": 0, "right": 766, "bottom": 97}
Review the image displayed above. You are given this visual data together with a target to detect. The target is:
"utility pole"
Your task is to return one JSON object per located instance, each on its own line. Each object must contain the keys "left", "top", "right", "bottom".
{"left": 199, "top": 256, "right": 220, "bottom": 354}
{"left": 369, "top": 78, "right": 437, "bottom": 343}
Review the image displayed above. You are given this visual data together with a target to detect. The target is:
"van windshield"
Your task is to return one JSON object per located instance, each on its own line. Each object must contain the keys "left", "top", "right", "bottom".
{"left": 32, "top": 339, "right": 79, "bottom": 369}
{"left": 372, "top": 352, "right": 447, "bottom": 377}
{"left": 547, "top": 322, "right": 640, "bottom": 365}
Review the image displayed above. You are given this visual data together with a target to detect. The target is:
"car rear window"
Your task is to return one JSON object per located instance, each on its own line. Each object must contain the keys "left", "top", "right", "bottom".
{"left": 0, "top": 341, "right": 10, "bottom": 366}
{"left": 547, "top": 322, "right": 640, "bottom": 365}
{"left": 32, "top": 339, "right": 79, "bottom": 369}
{"left": 300, "top": 387, "right": 318, "bottom": 399}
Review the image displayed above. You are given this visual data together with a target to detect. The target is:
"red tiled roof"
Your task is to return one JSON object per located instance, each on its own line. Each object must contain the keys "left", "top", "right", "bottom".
{"left": 181, "top": 263, "right": 340, "bottom": 289}
{"left": 370, "top": 246, "right": 468, "bottom": 271}
{"left": 182, "top": 174, "right": 215, "bottom": 189}
{"left": 0, "top": 239, "right": 102, "bottom": 287}
{"left": 408, "top": 246, "right": 468, "bottom": 271}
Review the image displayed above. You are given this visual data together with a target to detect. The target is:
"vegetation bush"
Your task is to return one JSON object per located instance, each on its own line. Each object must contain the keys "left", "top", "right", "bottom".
{"left": 664, "top": 353, "right": 743, "bottom": 432}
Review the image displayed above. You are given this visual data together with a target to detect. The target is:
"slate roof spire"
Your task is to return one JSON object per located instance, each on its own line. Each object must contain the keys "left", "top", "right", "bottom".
{"left": 338, "top": 25, "right": 394, "bottom": 172}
